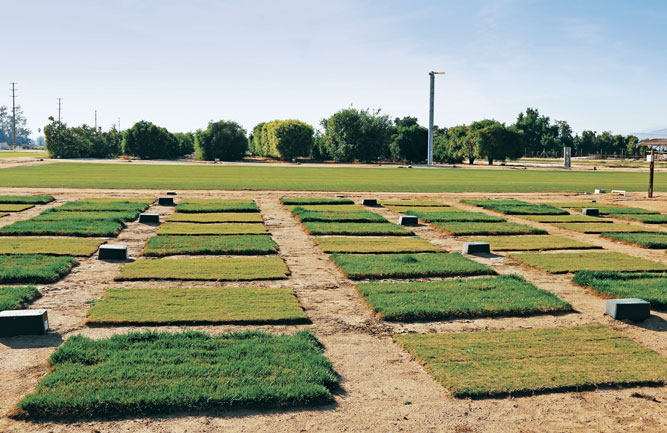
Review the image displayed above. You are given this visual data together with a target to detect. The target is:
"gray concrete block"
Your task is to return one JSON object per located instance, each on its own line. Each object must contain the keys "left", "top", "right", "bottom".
{"left": 158, "top": 197, "right": 174, "bottom": 206}
{"left": 139, "top": 213, "right": 160, "bottom": 224}
{"left": 605, "top": 298, "right": 650, "bottom": 322}
{"left": 462, "top": 242, "right": 490, "bottom": 255}
{"left": 0, "top": 309, "right": 49, "bottom": 337}
{"left": 398, "top": 215, "right": 419, "bottom": 226}
{"left": 166, "top": 191, "right": 177, "bottom": 195}
{"left": 582, "top": 208, "right": 600, "bottom": 217}
{"left": 594, "top": 189, "right": 606, "bottom": 194}
{"left": 99, "top": 244, "right": 127, "bottom": 260}
{"left": 362, "top": 199, "right": 378, "bottom": 206}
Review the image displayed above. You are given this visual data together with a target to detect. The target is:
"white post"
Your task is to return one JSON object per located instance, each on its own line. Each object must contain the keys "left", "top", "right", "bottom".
{"left": 427, "top": 72, "right": 435, "bottom": 165}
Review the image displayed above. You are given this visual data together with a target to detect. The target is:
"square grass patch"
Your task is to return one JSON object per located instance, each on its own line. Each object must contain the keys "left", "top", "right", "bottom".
{"left": 34, "top": 209, "right": 141, "bottom": 223}
{"left": 614, "top": 214, "right": 667, "bottom": 224}
{"left": 0, "top": 255, "right": 76, "bottom": 283}
{"left": 331, "top": 252, "right": 494, "bottom": 279}
{"left": 0, "top": 219, "right": 124, "bottom": 237}
{"left": 0, "top": 285, "right": 41, "bottom": 311}
{"left": 0, "top": 195, "right": 54, "bottom": 204}
{"left": 315, "top": 236, "right": 440, "bottom": 253}
{"left": 280, "top": 197, "right": 354, "bottom": 205}
{"left": 87, "top": 286, "right": 308, "bottom": 325}
{"left": 158, "top": 223, "right": 267, "bottom": 235}
{"left": 573, "top": 271, "right": 667, "bottom": 309}
{"left": 407, "top": 210, "right": 505, "bottom": 223}
{"left": 601, "top": 207, "right": 658, "bottom": 215}
{"left": 520, "top": 214, "right": 612, "bottom": 223}
{"left": 553, "top": 223, "right": 657, "bottom": 233}
{"left": 287, "top": 204, "right": 364, "bottom": 212}
{"left": 380, "top": 200, "right": 448, "bottom": 207}
{"left": 463, "top": 199, "right": 568, "bottom": 215}
{"left": 168, "top": 212, "right": 263, "bottom": 223}
{"left": 0, "top": 237, "right": 103, "bottom": 256}
{"left": 58, "top": 199, "right": 152, "bottom": 212}
{"left": 510, "top": 251, "right": 667, "bottom": 273}
{"left": 293, "top": 209, "right": 386, "bottom": 223}
{"left": 385, "top": 205, "right": 462, "bottom": 214}
{"left": 465, "top": 235, "right": 599, "bottom": 251}
{"left": 546, "top": 202, "right": 602, "bottom": 209}
{"left": 394, "top": 325, "right": 667, "bottom": 398}
{"left": 118, "top": 256, "right": 289, "bottom": 281}
{"left": 433, "top": 221, "right": 546, "bottom": 236}
{"left": 0, "top": 204, "right": 33, "bottom": 212}
{"left": 303, "top": 222, "right": 412, "bottom": 236}
{"left": 15, "top": 330, "right": 338, "bottom": 419}
{"left": 143, "top": 235, "right": 277, "bottom": 256}
{"left": 600, "top": 232, "right": 667, "bottom": 249}
{"left": 175, "top": 199, "right": 259, "bottom": 213}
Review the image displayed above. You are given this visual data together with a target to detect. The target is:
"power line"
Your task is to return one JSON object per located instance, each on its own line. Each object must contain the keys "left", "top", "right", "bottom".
{"left": 10, "top": 82, "right": 17, "bottom": 149}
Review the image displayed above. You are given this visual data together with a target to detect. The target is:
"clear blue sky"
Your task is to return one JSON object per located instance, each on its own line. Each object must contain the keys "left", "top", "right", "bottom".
{"left": 4, "top": 0, "right": 667, "bottom": 138}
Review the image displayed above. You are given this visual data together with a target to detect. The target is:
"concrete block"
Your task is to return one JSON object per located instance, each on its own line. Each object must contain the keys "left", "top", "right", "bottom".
{"left": 362, "top": 199, "right": 378, "bottom": 206}
{"left": 611, "top": 190, "right": 626, "bottom": 196}
{"left": 166, "top": 191, "right": 177, "bottom": 196}
{"left": 139, "top": 213, "right": 160, "bottom": 224}
{"left": 99, "top": 244, "right": 127, "bottom": 260}
{"left": 594, "top": 189, "right": 606, "bottom": 194}
{"left": 605, "top": 298, "right": 650, "bottom": 322}
{"left": 398, "top": 215, "right": 419, "bottom": 226}
{"left": 582, "top": 208, "right": 600, "bottom": 217}
{"left": 462, "top": 242, "right": 490, "bottom": 255}
{"left": 335, "top": 194, "right": 345, "bottom": 198}
{"left": 158, "top": 197, "right": 174, "bottom": 206}
{"left": 0, "top": 309, "right": 49, "bottom": 337}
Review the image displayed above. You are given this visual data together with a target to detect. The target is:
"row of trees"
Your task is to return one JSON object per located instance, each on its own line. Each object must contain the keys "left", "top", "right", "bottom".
{"left": 249, "top": 120, "right": 314, "bottom": 160}
{"left": 0, "top": 106, "right": 32, "bottom": 147}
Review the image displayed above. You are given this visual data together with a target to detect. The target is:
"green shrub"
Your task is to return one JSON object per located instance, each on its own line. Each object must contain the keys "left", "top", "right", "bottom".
{"left": 44, "top": 119, "right": 121, "bottom": 159}
{"left": 264, "top": 120, "right": 314, "bottom": 160}
{"left": 195, "top": 120, "right": 247, "bottom": 161}
{"left": 123, "top": 121, "right": 179, "bottom": 159}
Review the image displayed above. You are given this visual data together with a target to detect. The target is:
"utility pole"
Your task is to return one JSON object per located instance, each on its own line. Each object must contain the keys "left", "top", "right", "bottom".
{"left": 57, "top": 98, "right": 62, "bottom": 122}
{"left": 427, "top": 71, "right": 445, "bottom": 165}
{"left": 648, "top": 148, "right": 655, "bottom": 198}
{"left": 95, "top": 110, "right": 98, "bottom": 130}
{"left": 10, "top": 82, "right": 17, "bottom": 149}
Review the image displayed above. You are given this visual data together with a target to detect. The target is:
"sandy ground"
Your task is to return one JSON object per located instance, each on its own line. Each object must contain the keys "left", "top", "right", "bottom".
{"left": 0, "top": 188, "right": 665, "bottom": 433}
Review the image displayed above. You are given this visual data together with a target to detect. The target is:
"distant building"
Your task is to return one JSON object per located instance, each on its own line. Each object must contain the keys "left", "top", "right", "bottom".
{"left": 0, "top": 142, "right": 9, "bottom": 150}
{"left": 35, "top": 136, "right": 46, "bottom": 147}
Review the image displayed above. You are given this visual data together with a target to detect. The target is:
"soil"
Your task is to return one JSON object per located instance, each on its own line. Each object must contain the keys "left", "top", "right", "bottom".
{"left": 0, "top": 188, "right": 665, "bottom": 433}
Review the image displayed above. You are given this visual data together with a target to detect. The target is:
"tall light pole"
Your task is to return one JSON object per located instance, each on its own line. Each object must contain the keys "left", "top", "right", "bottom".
{"left": 427, "top": 71, "right": 445, "bottom": 165}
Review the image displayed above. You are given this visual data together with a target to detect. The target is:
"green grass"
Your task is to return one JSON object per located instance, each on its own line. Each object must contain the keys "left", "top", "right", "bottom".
{"left": 385, "top": 205, "right": 463, "bottom": 213}
{"left": 87, "top": 287, "right": 308, "bottom": 325}
{"left": 331, "top": 252, "right": 494, "bottom": 279}
{"left": 600, "top": 232, "right": 667, "bottom": 249}
{"left": 0, "top": 151, "right": 48, "bottom": 158}
{"left": 520, "top": 214, "right": 612, "bottom": 223}
{"left": 510, "top": 251, "right": 667, "bottom": 273}
{"left": 287, "top": 204, "right": 364, "bottom": 212}
{"left": 600, "top": 207, "right": 659, "bottom": 215}
{"left": 292, "top": 208, "right": 386, "bottom": 222}
{"left": 315, "top": 236, "right": 440, "bottom": 253}
{"left": 0, "top": 286, "right": 41, "bottom": 311}
{"left": 356, "top": 275, "right": 572, "bottom": 321}
{"left": 465, "top": 235, "right": 598, "bottom": 251}
{"left": 0, "top": 237, "right": 103, "bottom": 256}
{"left": 34, "top": 209, "right": 141, "bottom": 223}
{"left": 553, "top": 223, "right": 657, "bottom": 233}
{"left": 15, "top": 330, "right": 338, "bottom": 419}
{"left": 548, "top": 203, "right": 659, "bottom": 215}
{"left": 433, "top": 221, "right": 546, "bottom": 236}
{"left": 380, "top": 200, "right": 448, "bottom": 207}
{"left": 158, "top": 222, "right": 267, "bottom": 235}
{"left": 168, "top": 212, "right": 263, "bottom": 223}
{"left": 143, "top": 235, "right": 278, "bottom": 256}
{"left": 280, "top": 197, "right": 354, "bottom": 205}
{"left": 546, "top": 202, "right": 604, "bottom": 208}
{"left": 0, "top": 204, "right": 33, "bottom": 212}
{"left": 118, "top": 257, "right": 289, "bottom": 281}
{"left": 463, "top": 199, "right": 568, "bottom": 215}
{"left": 613, "top": 214, "right": 667, "bottom": 224}
{"left": 573, "top": 271, "right": 667, "bottom": 308}
{"left": 406, "top": 210, "right": 505, "bottom": 223}
{"left": 0, "top": 212, "right": 7, "bottom": 218}
{"left": 0, "top": 219, "right": 124, "bottom": 237}
{"left": 175, "top": 199, "right": 259, "bottom": 213}
{"left": 303, "top": 222, "right": 413, "bottom": 236}
{"left": 58, "top": 199, "right": 152, "bottom": 212}
{"left": 0, "top": 255, "right": 76, "bottom": 283}
{"left": 394, "top": 325, "right": 666, "bottom": 398}
{"left": 0, "top": 195, "right": 54, "bottom": 204}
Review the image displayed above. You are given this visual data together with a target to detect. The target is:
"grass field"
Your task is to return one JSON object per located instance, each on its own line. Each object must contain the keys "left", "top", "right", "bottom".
{"left": 0, "top": 237, "right": 103, "bottom": 256}
{"left": 432, "top": 221, "right": 547, "bottom": 236}
{"left": 33, "top": 209, "right": 141, "bottom": 223}
{"left": 158, "top": 222, "right": 267, "bottom": 235}
{"left": 87, "top": 287, "right": 308, "bottom": 325}
{"left": 1, "top": 162, "right": 666, "bottom": 192}
{"left": 0, "top": 195, "right": 54, "bottom": 204}
{"left": 303, "top": 222, "right": 412, "bottom": 236}
{"left": 520, "top": 214, "right": 612, "bottom": 223}
{"left": 0, "top": 151, "right": 48, "bottom": 158}
{"left": 553, "top": 222, "right": 657, "bottom": 233}
{"left": 356, "top": 275, "right": 571, "bottom": 321}
{"left": 293, "top": 209, "right": 387, "bottom": 223}
{"left": 280, "top": 198, "right": 354, "bottom": 205}
{"left": 175, "top": 199, "right": 259, "bottom": 213}
{"left": 465, "top": 235, "right": 598, "bottom": 251}
{"left": 16, "top": 330, "right": 338, "bottom": 419}
{"left": 394, "top": 325, "right": 666, "bottom": 398}
{"left": 0, "top": 255, "right": 76, "bottom": 283}
{"left": 464, "top": 199, "right": 568, "bottom": 215}
{"left": 0, "top": 286, "right": 41, "bottom": 311}
{"left": 613, "top": 214, "right": 667, "bottom": 224}
{"left": 0, "top": 219, "right": 124, "bottom": 237}
{"left": 118, "top": 257, "right": 289, "bottom": 280}
{"left": 0, "top": 204, "right": 33, "bottom": 212}
{"left": 510, "top": 251, "right": 667, "bottom": 273}
{"left": 573, "top": 271, "right": 667, "bottom": 308}
{"left": 167, "top": 212, "right": 263, "bottom": 223}
{"left": 315, "top": 236, "right": 440, "bottom": 253}
{"left": 143, "top": 235, "right": 278, "bottom": 256}
{"left": 600, "top": 232, "right": 667, "bottom": 249}
{"left": 331, "top": 252, "right": 494, "bottom": 279}
{"left": 406, "top": 210, "right": 505, "bottom": 223}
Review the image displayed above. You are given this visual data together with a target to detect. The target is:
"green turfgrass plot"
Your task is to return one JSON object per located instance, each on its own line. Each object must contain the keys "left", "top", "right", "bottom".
{"left": 0, "top": 204, "right": 33, "bottom": 212}
{"left": 87, "top": 287, "right": 308, "bottom": 325}
{"left": 573, "top": 271, "right": 667, "bottom": 308}
{"left": 16, "top": 330, "right": 338, "bottom": 419}
{"left": 0, "top": 151, "right": 48, "bottom": 158}
{"left": 463, "top": 199, "right": 568, "bottom": 215}
{"left": 58, "top": 199, "right": 152, "bottom": 212}
{"left": 546, "top": 202, "right": 603, "bottom": 209}
{"left": 386, "top": 205, "right": 462, "bottom": 214}
{"left": 520, "top": 214, "right": 612, "bottom": 223}
{"left": 280, "top": 197, "right": 354, "bottom": 205}
{"left": 331, "top": 252, "right": 494, "bottom": 279}
{"left": 357, "top": 275, "right": 571, "bottom": 321}
{"left": 158, "top": 222, "right": 267, "bottom": 235}
{"left": 395, "top": 325, "right": 666, "bottom": 398}
{"left": 34, "top": 209, "right": 141, "bottom": 223}
{"left": 553, "top": 222, "right": 657, "bottom": 233}
{"left": 380, "top": 200, "right": 448, "bottom": 207}
{"left": 600, "top": 232, "right": 667, "bottom": 249}
{"left": 143, "top": 235, "right": 278, "bottom": 256}
{"left": 406, "top": 210, "right": 505, "bottom": 223}
{"left": 303, "top": 222, "right": 412, "bottom": 236}
{"left": 433, "top": 221, "right": 546, "bottom": 236}
{"left": 549, "top": 203, "right": 659, "bottom": 215}
{"left": 293, "top": 209, "right": 386, "bottom": 223}
{"left": 0, "top": 255, "right": 76, "bottom": 283}
{"left": 175, "top": 199, "right": 258, "bottom": 213}
{"left": 600, "top": 207, "right": 659, "bottom": 215}
{"left": 510, "top": 251, "right": 667, "bottom": 273}
{"left": 118, "top": 256, "right": 289, "bottom": 281}
{"left": 0, "top": 219, "right": 124, "bottom": 237}
{"left": 613, "top": 214, "right": 667, "bottom": 224}
{"left": 0, "top": 286, "right": 41, "bottom": 311}
{"left": 315, "top": 236, "right": 440, "bottom": 253}
{"left": 167, "top": 212, "right": 263, "bottom": 223}
{"left": 465, "top": 235, "right": 598, "bottom": 251}
{"left": 0, "top": 237, "right": 103, "bottom": 256}
{"left": 0, "top": 195, "right": 54, "bottom": 204}
{"left": 287, "top": 204, "right": 364, "bottom": 212}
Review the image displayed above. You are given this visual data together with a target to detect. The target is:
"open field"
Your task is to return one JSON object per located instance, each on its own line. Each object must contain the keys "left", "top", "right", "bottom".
{"left": 158, "top": 222, "right": 267, "bottom": 235}
{"left": 573, "top": 271, "right": 667, "bottom": 308}
{"left": 395, "top": 325, "right": 666, "bottom": 398}
{"left": 315, "top": 236, "right": 440, "bottom": 253}
{"left": 465, "top": 235, "right": 599, "bottom": 251}
{"left": 601, "top": 232, "right": 667, "bottom": 249}
{"left": 0, "top": 254, "right": 76, "bottom": 283}
{"left": 0, "top": 237, "right": 103, "bottom": 256}
{"left": 0, "top": 286, "right": 40, "bottom": 311}
{"left": 510, "top": 251, "right": 667, "bottom": 273}
{"left": 433, "top": 221, "right": 546, "bottom": 235}
{"left": 143, "top": 234, "right": 278, "bottom": 256}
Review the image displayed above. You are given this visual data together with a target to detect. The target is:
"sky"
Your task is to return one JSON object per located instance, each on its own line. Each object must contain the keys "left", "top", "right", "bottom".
{"left": 4, "top": 0, "right": 667, "bottom": 139}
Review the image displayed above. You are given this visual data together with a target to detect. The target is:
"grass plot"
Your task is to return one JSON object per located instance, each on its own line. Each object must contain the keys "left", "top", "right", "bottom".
{"left": 168, "top": 212, "right": 263, "bottom": 223}
{"left": 433, "top": 221, "right": 546, "bottom": 236}
{"left": 280, "top": 197, "right": 354, "bottom": 205}
{"left": 356, "top": 275, "right": 571, "bottom": 321}
{"left": 303, "top": 222, "right": 412, "bottom": 236}
{"left": 315, "top": 236, "right": 440, "bottom": 253}
{"left": 58, "top": 200, "right": 151, "bottom": 212}
{"left": 16, "top": 330, "right": 338, "bottom": 419}
{"left": 34, "top": 209, "right": 141, "bottom": 223}
{"left": 520, "top": 214, "right": 611, "bottom": 223}
{"left": 0, "top": 255, "right": 76, "bottom": 284}
{"left": 158, "top": 223, "right": 267, "bottom": 235}
{"left": 0, "top": 204, "right": 33, "bottom": 212}
{"left": 380, "top": 200, "right": 448, "bottom": 207}
{"left": 463, "top": 199, "right": 568, "bottom": 215}
{"left": 292, "top": 209, "right": 386, "bottom": 223}
{"left": 510, "top": 251, "right": 667, "bottom": 273}
{"left": 573, "top": 271, "right": 667, "bottom": 309}
{"left": 87, "top": 287, "right": 308, "bottom": 325}
{"left": 406, "top": 210, "right": 504, "bottom": 223}
{"left": 385, "top": 206, "right": 461, "bottom": 214}
{"left": 600, "top": 232, "right": 667, "bottom": 249}
{"left": 287, "top": 204, "right": 364, "bottom": 212}
{"left": 465, "top": 235, "right": 598, "bottom": 251}
{"left": 0, "top": 237, "right": 103, "bottom": 256}
{"left": 0, "top": 219, "right": 123, "bottom": 237}
{"left": 394, "top": 325, "right": 666, "bottom": 398}
{"left": 331, "top": 252, "right": 494, "bottom": 279}
{"left": 553, "top": 223, "right": 657, "bottom": 233}
{"left": 0, "top": 195, "right": 54, "bottom": 204}
{"left": 118, "top": 256, "right": 289, "bottom": 281}
{"left": 0, "top": 286, "right": 41, "bottom": 311}
{"left": 613, "top": 214, "right": 667, "bottom": 224}
{"left": 143, "top": 235, "right": 277, "bottom": 256}
{"left": 175, "top": 199, "right": 259, "bottom": 213}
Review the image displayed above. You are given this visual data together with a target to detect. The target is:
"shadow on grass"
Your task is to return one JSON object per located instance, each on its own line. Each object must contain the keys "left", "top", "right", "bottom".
{"left": 0, "top": 331, "right": 63, "bottom": 349}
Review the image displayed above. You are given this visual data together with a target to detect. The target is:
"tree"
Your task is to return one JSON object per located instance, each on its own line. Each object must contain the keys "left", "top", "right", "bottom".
{"left": 310, "top": 130, "right": 330, "bottom": 160}
{"left": 389, "top": 117, "right": 427, "bottom": 162}
{"left": 321, "top": 108, "right": 392, "bottom": 162}
{"left": 475, "top": 122, "right": 523, "bottom": 165}
{"left": 248, "top": 122, "right": 266, "bottom": 156}
{"left": 173, "top": 132, "right": 195, "bottom": 157}
{"left": 263, "top": 120, "right": 314, "bottom": 160}
{"left": 123, "top": 121, "right": 179, "bottom": 159}
{"left": 0, "top": 105, "right": 32, "bottom": 147}
{"left": 194, "top": 120, "right": 247, "bottom": 161}
{"left": 44, "top": 117, "right": 120, "bottom": 158}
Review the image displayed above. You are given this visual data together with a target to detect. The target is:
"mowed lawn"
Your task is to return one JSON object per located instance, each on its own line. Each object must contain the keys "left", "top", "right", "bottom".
{"left": 143, "top": 235, "right": 277, "bottom": 256}
{"left": 465, "top": 235, "right": 599, "bottom": 251}
{"left": 573, "top": 271, "right": 667, "bottom": 308}
{"left": 0, "top": 285, "right": 41, "bottom": 311}
{"left": 0, "top": 237, "right": 103, "bottom": 256}
{"left": 510, "top": 251, "right": 667, "bottom": 273}
{"left": 315, "top": 236, "right": 440, "bottom": 253}
{"left": 0, "top": 162, "right": 664, "bottom": 192}
{"left": 118, "top": 257, "right": 289, "bottom": 280}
